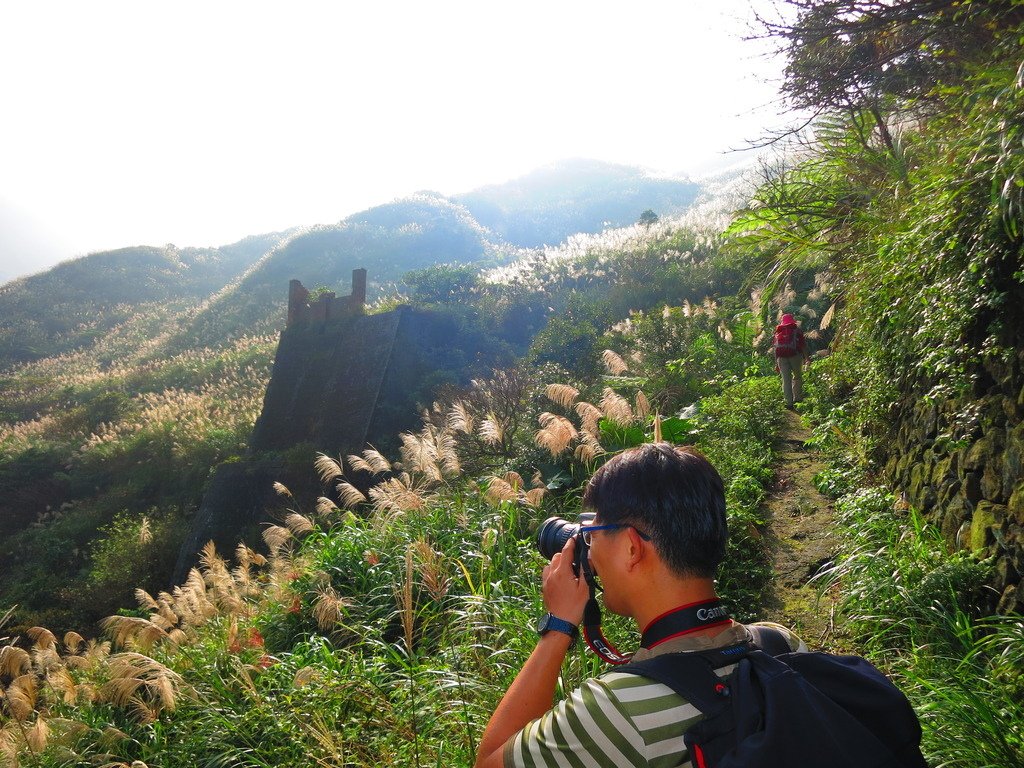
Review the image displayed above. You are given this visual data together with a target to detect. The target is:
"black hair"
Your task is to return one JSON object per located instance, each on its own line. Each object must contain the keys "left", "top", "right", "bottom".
{"left": 581, "top": 442, "right": 727, "bottom": 578}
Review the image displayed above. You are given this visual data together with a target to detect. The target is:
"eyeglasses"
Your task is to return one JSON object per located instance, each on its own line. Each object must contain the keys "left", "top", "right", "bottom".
{"left": 581, "top": 524, "right": 651, "bottom": 547}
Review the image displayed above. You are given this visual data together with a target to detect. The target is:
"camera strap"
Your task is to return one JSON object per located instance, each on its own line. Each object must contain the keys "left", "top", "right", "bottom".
{"left": 583, "top": 593, "right": 633, "bottom": 665}
{"left": 583, "top": 592, "right": 732, "bottom": 665}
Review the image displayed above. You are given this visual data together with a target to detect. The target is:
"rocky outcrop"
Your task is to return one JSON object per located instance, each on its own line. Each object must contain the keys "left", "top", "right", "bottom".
{"left": 883, "top": 352, "right": 1024, "bottom": 613}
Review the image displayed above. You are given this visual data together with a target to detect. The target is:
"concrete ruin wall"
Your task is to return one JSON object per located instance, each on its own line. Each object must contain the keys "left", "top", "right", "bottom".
{"left": 287, "top": 269, "right": 367, "bottom": 326}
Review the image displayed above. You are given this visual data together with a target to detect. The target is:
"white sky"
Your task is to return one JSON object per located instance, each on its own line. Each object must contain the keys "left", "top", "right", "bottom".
{"left": 0, "top": 0, "right": 790, "bottom": 283}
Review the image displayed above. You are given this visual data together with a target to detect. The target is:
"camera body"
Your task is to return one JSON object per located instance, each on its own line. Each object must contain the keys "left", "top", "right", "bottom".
{"left": 536, "top": 512, "right": 596, "bottom": 585}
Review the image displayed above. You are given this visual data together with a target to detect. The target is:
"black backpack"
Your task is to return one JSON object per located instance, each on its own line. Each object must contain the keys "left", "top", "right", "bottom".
{"left": 619, "top": 628, "right": 927, "bottom": 768}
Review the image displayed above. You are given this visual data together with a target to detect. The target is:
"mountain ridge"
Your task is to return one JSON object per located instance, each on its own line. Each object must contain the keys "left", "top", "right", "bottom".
{"left": 0, "top": 159, "right": 710, "bottom": 369}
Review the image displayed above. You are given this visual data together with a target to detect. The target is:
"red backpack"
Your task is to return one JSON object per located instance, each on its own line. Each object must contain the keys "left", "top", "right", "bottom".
{"left": 773, "top": 325, "right": 802, "bottom": 357}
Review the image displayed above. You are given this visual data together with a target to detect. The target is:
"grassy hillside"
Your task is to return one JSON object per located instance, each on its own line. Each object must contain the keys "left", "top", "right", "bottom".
{"left": 0, "top": 234, "right": 289, "bottom": 369}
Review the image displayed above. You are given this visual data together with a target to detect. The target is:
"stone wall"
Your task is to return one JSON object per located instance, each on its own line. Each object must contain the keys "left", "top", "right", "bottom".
{"left": 883, "top": 352, "right": 1024, "bottom": 613}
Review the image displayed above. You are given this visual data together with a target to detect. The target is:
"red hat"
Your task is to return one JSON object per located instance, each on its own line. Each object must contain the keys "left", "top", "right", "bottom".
{"left": 781, "top": 313, "right": 796, "bottom": 325}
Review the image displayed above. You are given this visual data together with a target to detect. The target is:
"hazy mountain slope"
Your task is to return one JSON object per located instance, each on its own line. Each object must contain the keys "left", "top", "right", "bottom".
{"left": 0, "top": 233, "right": 289, "bottom": 369}
{"left": 168, "top": 193, "right": 496, "bottom": 350}
{"left": 455, "top": 158, "right": 701, "bottom": 247}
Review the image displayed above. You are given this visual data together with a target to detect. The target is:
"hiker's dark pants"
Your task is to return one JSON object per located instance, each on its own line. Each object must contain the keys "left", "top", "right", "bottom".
{"left": 778, "top": 354, "right": 803, "bottom": 406}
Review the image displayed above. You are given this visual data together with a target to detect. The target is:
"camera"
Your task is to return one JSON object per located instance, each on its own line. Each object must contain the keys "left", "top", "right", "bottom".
{"left": 536, "top": 512, "right": 596, "bottom": 585}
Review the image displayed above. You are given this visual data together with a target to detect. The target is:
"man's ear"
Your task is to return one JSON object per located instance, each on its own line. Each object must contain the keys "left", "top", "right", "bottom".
{"left": 624, "top": 527, "right": 646, "bottom": 571}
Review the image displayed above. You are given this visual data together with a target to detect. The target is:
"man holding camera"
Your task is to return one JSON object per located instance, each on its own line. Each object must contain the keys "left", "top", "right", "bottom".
{"left": 474, "top": 442, "right": 802, "bottom": 768}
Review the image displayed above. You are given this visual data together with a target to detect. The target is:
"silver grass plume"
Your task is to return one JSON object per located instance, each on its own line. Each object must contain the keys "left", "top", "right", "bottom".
{"left": 27, "top": 717, "right": 48, "bottom": 753}
{"left": 544, "top": 383, "right": 579, "bottom": 409}
{"left": 315, "top": 496, "right": 338, "bottom": 516}
{"left": 447, "top": 401, "right": 475, "bottom": 434}
{"left": 346, "top": 453, "right": 373, "bottom": 474}
{"left": 424, "top": 425, "right": 460, "bottom": 477}
{"left": 138, "top": 517, "right": 152, "bottom": 546}
{"left": 63, "top": 631, "right": 85, "bottom": 656}
{"left": 102, "top": 652, "right": 182, "bottom": 715}
{"left": 574, "top": 431, "right": 606, "bottom": 463}
{"left": 635, "top": 391, "right": 651, "bottom": 421}
{"left": 335, "top": 480, "right": 367, "bottom": 509}
{"left": 0, "top": 724, "right": 19, "bottom": 767}
{"left": 31, "top": 646, "right": 61, "bottom": 676}
{"left": 312, "top": 587, "right": 350, "bottom": 630}
{"left": 478, "top": 412, "right": 504, "bottom": 445}
{"left": 26, "top": 627, "right": 56, "bottom": 651}
{"left": 262, "top": 524, "right": 293, "bottom": 555}
{"left": 100, "top": 616, "right": 170, "bottom": 652}
{"left": 360, "top": 447, "right": 392, "bottom": 474}
{"left": 820, "top": 301, "right": 836, "bottom": 330}
{"left": 368, "top": 477, "right": 426, "bottom": 517}
{"left": 134, "top": 589, "right": 159, "bottom": 612}
{"left": 313, "top": 453, "right": 344, "bottom": 485}
{"left": 535, "top": 412, "right": 577, "bottom": 458}
{"left": 600, "top": 387, "right": 634, "bottom": 425}
{"left": 200, "top": 542, "right": 244, "bottom": 615}
{"left": 5, "top": 674, "right": 38, "bottom": 721}
{"left": 284, "top": 512, "right": 314, "bottom": 537}
{"left": 0, "top": 646, "right": 30, "bottom": 679}
{"left": 525, "top": 487, "right": 547, "bottom": 508}
{"left": 575, "top": 401, "right": 604, "bottom": 437}
{"left": 412, "top": 539, "right": 450, "bottom": 602}
{"left": 47, "top": 668, "right": 80, "bottom": 707}
{"left": 602, "top": 349, "right": 629, "bottom": 375}
{"left": 399, "top": 430, "right": 442, "bottom": 483}
{"left": 485, "top": 476, "right": 517, "bottom": 505}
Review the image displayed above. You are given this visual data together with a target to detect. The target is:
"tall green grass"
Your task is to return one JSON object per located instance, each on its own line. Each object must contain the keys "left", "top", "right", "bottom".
{"left": 817, "top": 486, "right": 1023, "bottom": 768}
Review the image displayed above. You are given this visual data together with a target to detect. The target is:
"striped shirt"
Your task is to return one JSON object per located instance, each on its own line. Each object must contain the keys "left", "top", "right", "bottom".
{"left": 504, "top": 622, "right": 803, "bottom": 768}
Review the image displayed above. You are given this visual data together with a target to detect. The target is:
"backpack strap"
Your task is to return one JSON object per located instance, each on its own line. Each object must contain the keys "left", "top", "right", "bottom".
{"left": 747, "top": 625, "right": 793, "bottom": 657}
{"left": 619, "top": 651, "right": 737, "bottom": 713}
{"left": 619, "top": 626, "right": 793, "bottom": 712}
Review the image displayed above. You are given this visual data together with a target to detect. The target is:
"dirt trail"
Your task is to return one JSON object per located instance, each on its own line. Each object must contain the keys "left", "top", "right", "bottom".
{"left": 762, "top": 410, "right": 845, "bottom": 650}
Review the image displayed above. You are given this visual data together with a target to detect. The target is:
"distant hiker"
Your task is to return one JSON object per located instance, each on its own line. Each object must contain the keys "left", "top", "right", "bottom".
{"left": 772, "top": 313, "right": 809, "bottom": 408}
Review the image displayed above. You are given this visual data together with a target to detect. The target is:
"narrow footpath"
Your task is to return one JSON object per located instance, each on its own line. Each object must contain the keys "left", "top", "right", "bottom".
{"left": 762, "top": 410, "right": 845, "bottom": 650}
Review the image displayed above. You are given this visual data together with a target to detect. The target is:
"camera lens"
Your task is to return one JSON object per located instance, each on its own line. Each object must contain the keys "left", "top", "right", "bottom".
{"left": 536, "top": 517, "right": 578, "bottom": 560}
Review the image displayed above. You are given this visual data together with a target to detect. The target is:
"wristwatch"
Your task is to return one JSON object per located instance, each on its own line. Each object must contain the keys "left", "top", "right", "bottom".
{"left": 536, "top": 612, "right": 579, "bottom": 644}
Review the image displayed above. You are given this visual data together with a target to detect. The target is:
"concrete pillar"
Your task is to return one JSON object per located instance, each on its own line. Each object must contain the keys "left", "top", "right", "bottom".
{"left": 351, "top": 268, "right": 367, "bottom": 307}
{"left": 288, "top": 280, "right": 310, "bottom": 326}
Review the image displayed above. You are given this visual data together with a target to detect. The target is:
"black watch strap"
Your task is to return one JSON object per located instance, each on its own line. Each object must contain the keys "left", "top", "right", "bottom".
{"left": 537, "top": 612, "right": 579, "bottom": 642}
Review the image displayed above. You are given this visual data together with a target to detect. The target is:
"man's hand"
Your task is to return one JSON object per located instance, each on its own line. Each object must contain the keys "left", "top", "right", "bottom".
{"left": 542, "top": 536, "right": 590, "bottom": 625}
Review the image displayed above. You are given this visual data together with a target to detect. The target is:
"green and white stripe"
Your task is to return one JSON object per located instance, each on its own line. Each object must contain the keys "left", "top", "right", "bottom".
{"left": 507, "top": 670, "right": 718, "bottom": 768}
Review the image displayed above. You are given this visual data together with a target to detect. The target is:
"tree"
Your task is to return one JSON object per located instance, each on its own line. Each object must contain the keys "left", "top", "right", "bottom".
{"left": 757, "top": 0, "right": 1024, "bottom": 151}
{"left": 638, "top": 209, "right": 659, "bottom": 227}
